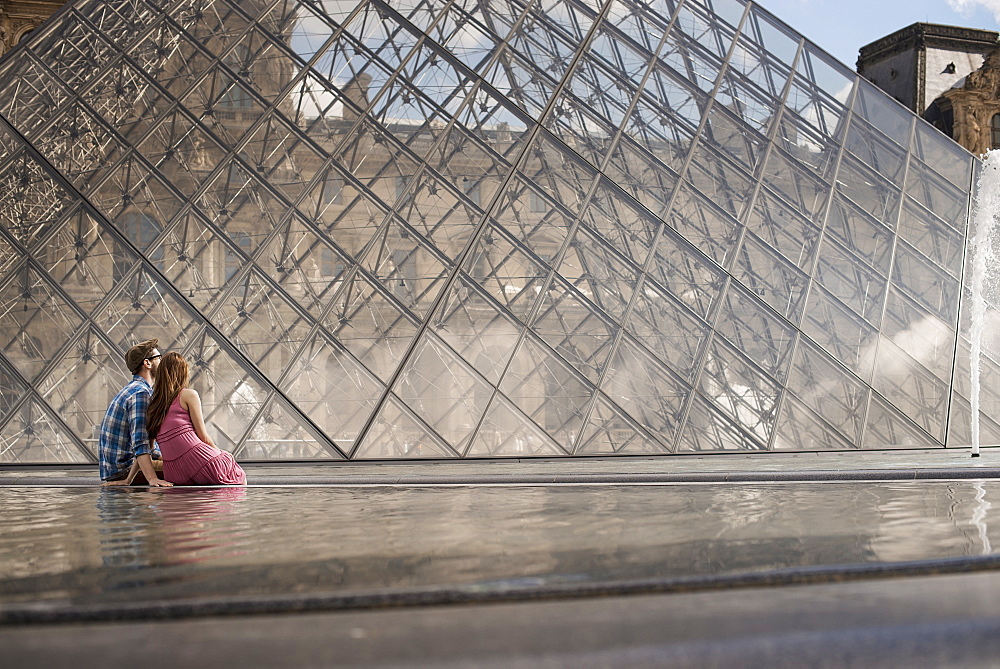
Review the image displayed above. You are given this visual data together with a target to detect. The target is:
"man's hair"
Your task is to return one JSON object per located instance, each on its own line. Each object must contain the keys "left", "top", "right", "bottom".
{"left": 125, "top": 339, "right": 159, "bottom": 375}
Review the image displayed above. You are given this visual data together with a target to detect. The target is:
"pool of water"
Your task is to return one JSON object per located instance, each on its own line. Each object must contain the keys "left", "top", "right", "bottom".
{"left": 1, "top": 480, "right": 998, "bottom": 609}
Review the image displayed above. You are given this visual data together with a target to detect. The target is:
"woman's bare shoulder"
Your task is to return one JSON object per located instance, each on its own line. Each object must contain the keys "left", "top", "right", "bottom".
{"left": 178, "top": 387, "right": 199, "bottom": 408}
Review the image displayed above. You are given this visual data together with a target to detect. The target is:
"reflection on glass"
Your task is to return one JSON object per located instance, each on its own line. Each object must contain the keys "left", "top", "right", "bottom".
{"left": 0, "top": 0, "right": 980, "bottom": 462}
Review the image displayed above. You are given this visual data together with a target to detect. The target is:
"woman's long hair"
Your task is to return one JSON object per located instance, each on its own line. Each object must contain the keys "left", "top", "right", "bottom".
{"left": 147, "top": 352, "right": 189, "bottom": 447}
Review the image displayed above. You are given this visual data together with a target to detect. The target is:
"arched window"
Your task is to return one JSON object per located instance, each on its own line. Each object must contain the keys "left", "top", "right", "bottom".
{"left": 115, "top": 212, "right": 163, "bottom": 282}
{"left": 991, "top": 114, "right": 1000, "bottom": 150}
{"left": 219, "top": 46, "right": 252, "bottom": 109}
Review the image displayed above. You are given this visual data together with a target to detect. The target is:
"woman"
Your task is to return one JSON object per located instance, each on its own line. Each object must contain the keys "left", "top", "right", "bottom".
{"left": 140, "top": 352, "right": 246, "bottom": 486}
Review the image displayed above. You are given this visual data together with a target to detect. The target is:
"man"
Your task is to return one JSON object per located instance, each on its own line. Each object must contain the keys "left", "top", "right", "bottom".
{"left": 99, "top": 338, "right": 172, "bottom": 487}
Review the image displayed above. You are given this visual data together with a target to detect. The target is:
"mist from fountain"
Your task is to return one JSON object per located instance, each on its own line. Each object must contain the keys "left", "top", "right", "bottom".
{"left": 968, "top": 151, "right": 1000, "bottom": 456}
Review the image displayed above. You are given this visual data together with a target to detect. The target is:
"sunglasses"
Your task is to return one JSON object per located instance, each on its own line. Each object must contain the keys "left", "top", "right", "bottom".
{"left": 145, "top": 354, "right": 163, "bottom": 361}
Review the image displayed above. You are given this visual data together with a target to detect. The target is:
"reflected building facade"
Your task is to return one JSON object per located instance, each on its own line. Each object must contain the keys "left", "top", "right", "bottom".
{"left": 0, "top": 0, "right": 993, "bottom": 465}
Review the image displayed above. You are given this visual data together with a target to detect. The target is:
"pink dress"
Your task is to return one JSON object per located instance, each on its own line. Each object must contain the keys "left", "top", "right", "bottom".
{"left": 157, "top": 396, "right": 246, "bottom": 485}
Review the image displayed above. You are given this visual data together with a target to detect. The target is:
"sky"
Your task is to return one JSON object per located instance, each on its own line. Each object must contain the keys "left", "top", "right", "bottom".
{"left": 759, "top": 0, "right": 1000, "bottom": 68}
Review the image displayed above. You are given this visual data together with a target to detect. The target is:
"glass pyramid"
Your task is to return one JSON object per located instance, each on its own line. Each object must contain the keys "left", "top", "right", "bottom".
{"left": 0, "top": 0, "right": 986, "bottom": 464}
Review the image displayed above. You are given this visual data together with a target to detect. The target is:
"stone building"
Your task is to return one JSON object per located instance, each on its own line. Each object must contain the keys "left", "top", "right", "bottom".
{"left": 858, "top": 22, "right": 1000, "bottom": 156}
{"left": 0, "top": 1, "right": 64, "bottom": 56}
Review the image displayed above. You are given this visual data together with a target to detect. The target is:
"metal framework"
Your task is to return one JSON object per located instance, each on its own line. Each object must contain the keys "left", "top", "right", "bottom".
{"left": 0, "top": 0, "right": 993, "bottom": 463}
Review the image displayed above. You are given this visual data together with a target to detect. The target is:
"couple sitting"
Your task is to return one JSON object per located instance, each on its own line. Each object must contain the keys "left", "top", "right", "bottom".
{"left": 100, "top": 339, "right": 246, "bottom": 487}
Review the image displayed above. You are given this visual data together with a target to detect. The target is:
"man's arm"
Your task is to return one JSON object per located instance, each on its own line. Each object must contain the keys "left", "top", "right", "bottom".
{"left": 127, "top": 390, "right": 172, "bottom": 487}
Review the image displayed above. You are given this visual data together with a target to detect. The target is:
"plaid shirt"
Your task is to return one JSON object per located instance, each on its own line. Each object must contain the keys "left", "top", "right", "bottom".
{"left": 98, "top": 376, "right": 157, "bottom": 481}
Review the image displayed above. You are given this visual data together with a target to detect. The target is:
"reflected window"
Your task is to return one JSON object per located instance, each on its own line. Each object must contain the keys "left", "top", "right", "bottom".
{"left": 219, "top": 46, "right": 252, "bottom": 109}
{"left": 392, "top": 249, "right": 416, "bottom": 302}
{"left": 530, "top": 190, "right": 547, "bottom": 213}
{"left": 323, "top": 174, "right": 343, "bottom": 205}
{"left": 225, "top": 230, "right": 252, "bottom": 280}
{"left": 991, "top": 114, "right": 1000, "bottom": 150}
{"left": 115, "top": 212, "right": 163, "bottom": 282}
{"left": 463, "top": 177, "right": 480, "bottom": 207}
{"left": 320, "top": 247, "right": 344, "bottom": 278}
{"left": 395, "top": 175, "right": 412, "bottom": 206}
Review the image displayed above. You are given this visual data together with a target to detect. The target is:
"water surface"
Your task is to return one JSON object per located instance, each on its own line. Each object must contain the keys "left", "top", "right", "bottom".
{"left": 2, "top": 480, "right": 997, "bottom": 607}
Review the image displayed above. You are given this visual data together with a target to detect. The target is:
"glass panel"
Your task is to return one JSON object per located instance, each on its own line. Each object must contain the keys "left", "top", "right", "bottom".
{"left": 905, "top": 158, "right": 969, "bottom": 232}
{"left": 773, "top": 395, "right": 855, "bottom": 451}
{"left": 216, "top": 269, "right": 312, "bottom": 378}
{"left": 714, "top": 67, "right": 779, "bottom": 138}
{"left": 282, "top": 331, "right": 383, "bottom": 449}
{"left": 639, "top": 62, "right": 706, "bottom": 141}
{"left": 714, "top": 283, "right": 796, "bottom": 379}
{"left": 881, "top": 287, "right": 955, "bottom": 385}
{"left": 461, "top": 223, "right": 546, "bottom": 323}
{"left": 626, "top": 279, "right": 709, "bottom": 382}
{"left": 556, "top": 226, "right": 640, "bottom": 320}
{"left": 37, "top": 210, "right": 138, "bottom": 317}
{"left": 323, "top": 271, "right": 420, "bottom": 383}
{"left": 360, "top": 216, "right": 450, "bottom": 318}
{"left": 703, "top": 101, "right": 767, "bottom": 171}
{"left": 35, "top": 329, "right": 127, "bottom": 457}
{"left": 823, "top": 194, "right": 893, "bottom": 274}
{"left": 845, "top": 116, "right": 906, "bottom": 187}
{"left": 801, "top": 285, "right": 878, "bottom": 381}
{"left": 813, "top": 236, "right": 888, "bottom": 326}
{"left": 862, "top": 393, "right": 941, "bottom": 449}
{"left": 532, "top": 277, "right": 617, "bottom": 383}
{"left": 0, "top": 151, "right": 77, "bottom": 252}
{"left": 433, "top": 276, "right": 522, "bottom": 385}
{"left": 183, "top": 330, "right": 272, "bottom": 456}
{"left": 576, "top": 392, "right": 667, "bottom": 454}
{"left": 734, "top": 232, "right": 808, "bottom": 321}
{"left": 741, "top": 5, "right": 800, "bottom": 69}
{"left": 393, "top": 331, "right": 492, "bottom": 453}
{"left": 257, "top": 215, "right": 350, "bottom": 314}
{"left": 911, "top": 121, "right": 973, "bottom": 190}
{"left": 835, "top": 156, "right": 901, "bottom": 228}
{"left": 0, "top": 399, "right": 89, "bottom": 463}
{"left": 356, "top": 393, "right": 458, "bottom": 458}
{"left": 744, "top": 188, "right": 820, "bottom": 270}
{"left": 760, "top": 147, "right": 830, "bottom": 220}
{"left": 0, "top": 357, "right": 27, "bottom": 424}
{"left": 467, "top": 393, "right": 567, "bottom": 456}
{"left": 872, "top": 334, "right": 948, "bottom": 442}
{"left": 237, "top": 396, "right": 340, "bottom": 460}
{"left": 784, "top": 73, "right": 849, "bottom": 141}
{"left": 892, "top": 240, "right": 960, "bottom": 324}
{"left": 897, "top": 199, "right": 963, "bottom": 278}
{"left": 666, "top": 182, "right": 741, "bottom": 265}
{"left": 602, "top": 335, "right": 688, "bottom": 444}
{"left": 773, "top": 110, "right": 839, "bottom": 179}
{"left": 500, "top": 334, "right": 593, "bottom": 451}
{"left": 699, "top": 337, "right": 780, "bottom": 443}
{"left": 852, "top": 80, "right": 912, "bottom": 147}
{"left": 786, "top": 338, "right": 868, "bottom": 443}
{"left": 580, "top": 179, "right": 662, "bottom": 265}
{"left": 678, "top": 394, "right": 766, "bottom": 451}
{"left": 604, "top": 139, "right": 680, "bottom": 218}
{"left": 0, "top": 265, "right": 84, "bottom": 383}
{"left": 649, "top": 224, "right": 726, "bottom": 319}
{"left": 684, "top": 143, "right": 753, "bottom": 219}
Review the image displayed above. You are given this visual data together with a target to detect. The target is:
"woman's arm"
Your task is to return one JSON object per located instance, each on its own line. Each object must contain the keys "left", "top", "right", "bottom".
{"left": 179, "top": 388, "right": 216, "bottom": 448}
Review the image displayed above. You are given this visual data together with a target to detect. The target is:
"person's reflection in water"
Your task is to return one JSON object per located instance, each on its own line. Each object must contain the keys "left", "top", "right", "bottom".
{"left": 96, "top": 486, "right": 249, "bottom": 597}
{"left": 156, "top": 486, "right": 249, "bottom": 566}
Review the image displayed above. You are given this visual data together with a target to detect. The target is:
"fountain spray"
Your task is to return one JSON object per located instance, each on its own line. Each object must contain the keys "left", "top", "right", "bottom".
{"left": 969, "top": 151, "right": 1000, "bottom": 457}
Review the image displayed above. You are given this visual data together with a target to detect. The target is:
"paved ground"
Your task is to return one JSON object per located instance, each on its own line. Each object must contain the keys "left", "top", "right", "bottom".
{"left": 5, "top": 570, "right": 1000, "bottom": 667}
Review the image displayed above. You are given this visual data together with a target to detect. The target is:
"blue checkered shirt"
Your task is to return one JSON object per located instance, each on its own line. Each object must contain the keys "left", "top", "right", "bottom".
{"left": 98, "top": 376, "right": 157, "bottom": 481}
